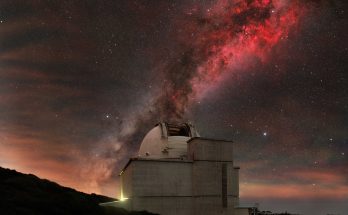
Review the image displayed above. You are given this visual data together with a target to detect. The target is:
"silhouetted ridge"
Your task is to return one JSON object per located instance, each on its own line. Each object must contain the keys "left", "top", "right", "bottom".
{"left": 0, "top": 167, "right": 157, "bottom": 215}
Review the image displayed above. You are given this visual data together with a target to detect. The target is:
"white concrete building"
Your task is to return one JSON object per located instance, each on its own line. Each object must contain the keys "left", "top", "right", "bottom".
{"left": 103, "top": 122, "right": 250, "bottom": 215}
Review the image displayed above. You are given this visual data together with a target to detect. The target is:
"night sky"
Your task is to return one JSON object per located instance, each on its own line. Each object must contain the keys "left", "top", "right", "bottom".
{"left": 0, "top": 1, "right": 347, "bottom": 215}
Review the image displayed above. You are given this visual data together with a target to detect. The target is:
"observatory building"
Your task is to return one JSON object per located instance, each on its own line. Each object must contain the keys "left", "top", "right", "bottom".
{"left": 104, "top": 122, "right": 250, "bottom": 215}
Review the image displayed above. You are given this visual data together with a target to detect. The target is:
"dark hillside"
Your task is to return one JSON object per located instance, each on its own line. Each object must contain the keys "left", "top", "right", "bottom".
{"left": 0, "top": 167, "right": 156, "bottom": 215}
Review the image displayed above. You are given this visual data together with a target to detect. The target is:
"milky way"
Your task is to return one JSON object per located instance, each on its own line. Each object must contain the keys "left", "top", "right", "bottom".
{"left": 0, "top": 1, "right": 347, "bottom": 215}
{"left": 119, "top": 0, "right": 307, "bottom": 154}
{"left": 156, "top": 0, "right": 306, "bottom": 118}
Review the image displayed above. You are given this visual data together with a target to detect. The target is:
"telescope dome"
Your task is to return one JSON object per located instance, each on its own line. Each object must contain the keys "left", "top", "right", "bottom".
{"left": 138, "top": 122, "right": 199, "bottom": 159}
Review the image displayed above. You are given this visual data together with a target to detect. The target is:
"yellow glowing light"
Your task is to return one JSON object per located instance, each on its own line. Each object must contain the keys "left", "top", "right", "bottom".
{"left": 119, "top": 178, "right": 128, "bottom": 202}
{"left": 120, "top": 197, "right": 129, "bottom": 202}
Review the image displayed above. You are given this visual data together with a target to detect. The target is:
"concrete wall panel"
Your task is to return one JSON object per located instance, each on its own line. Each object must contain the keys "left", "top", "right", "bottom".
{"left": 132, "top": 197, "right": 193, "bottom": 215}
{"left": 188, "top": 139, "right": 234, "bottom": 162}
{"left": 192, "top": 161, "right": 222, "bottom": 196}
{"left": 130, "top": 160, "right": 192, "bottom": 196}
{"left": 193, "top": 197, "right": 235, "bottom": 215}
{"left": 231, "top": 168, "right": 239, "bottom": 200}
{"left": 121, "top": 164, "right": 133, "bottom": 198}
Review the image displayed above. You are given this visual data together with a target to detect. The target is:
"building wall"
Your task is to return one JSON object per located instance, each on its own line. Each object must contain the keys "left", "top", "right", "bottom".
{"left": 132, "top": 197, "right": 193, "bottom": 215}
{"left": 192, "top": 161, "right": 222, "bottom": 196}
{"left": 129, "top": 196, "right": 237, "bottom": 215}
{"left": 232, "top": 167, "right": 240, "bottom": 206}
{"left": 121, "top": 164, "right": 133, "bottom": 198}
{"left": 193, "top": 196, "right": 236, "bottom": 215}
{"left": 187, "top": 138, "right": 234, "bottom": 162}
{"left": 235, "top": 208, "right": 252, "bottom": 215}
{"left": 189, "top": 138, "right": 238, "bottom": 213}
{"left": 122, "top": 160, "right": 192, "bottom": 198}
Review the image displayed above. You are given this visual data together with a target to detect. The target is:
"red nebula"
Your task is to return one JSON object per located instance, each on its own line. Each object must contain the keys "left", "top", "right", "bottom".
{"left": 177, "top": 0, "right": 307, "bottom": 105}
{"left": 154, "top": 0, "right": 310, "bottom": 121}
